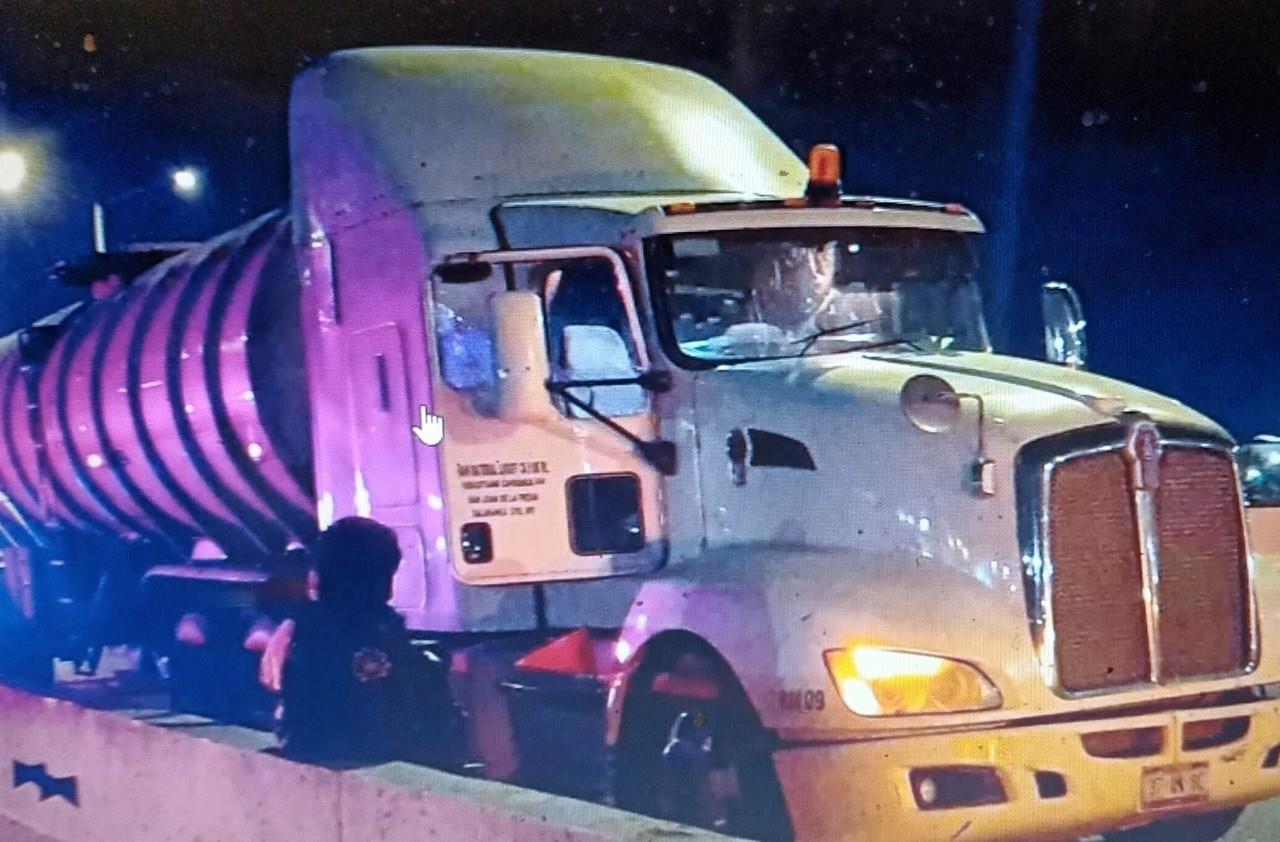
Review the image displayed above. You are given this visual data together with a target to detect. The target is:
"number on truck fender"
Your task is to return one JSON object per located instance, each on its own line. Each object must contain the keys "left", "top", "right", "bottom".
{"left": 778, "top": 689, "right": 825, "bottom": 711}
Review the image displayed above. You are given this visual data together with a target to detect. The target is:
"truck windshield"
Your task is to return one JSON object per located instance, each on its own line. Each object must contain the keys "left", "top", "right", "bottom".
{"left": 649, "top": 227, "right": 988, "bottom": 363}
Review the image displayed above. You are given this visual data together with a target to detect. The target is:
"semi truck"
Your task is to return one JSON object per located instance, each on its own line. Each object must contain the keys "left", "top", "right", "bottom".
{"left": 2, "top": 46, "right": 1280, "bottom": 841}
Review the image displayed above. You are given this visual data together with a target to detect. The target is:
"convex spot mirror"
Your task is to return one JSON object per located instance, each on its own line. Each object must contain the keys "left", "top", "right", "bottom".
{"left": 901, "top": 373, "right": 960, "bottom": 433}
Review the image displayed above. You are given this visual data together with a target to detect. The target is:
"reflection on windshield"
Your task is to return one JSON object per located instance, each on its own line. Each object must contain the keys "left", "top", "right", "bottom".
{"left": 650, "top": 227, "right": 988, "bottom": 362}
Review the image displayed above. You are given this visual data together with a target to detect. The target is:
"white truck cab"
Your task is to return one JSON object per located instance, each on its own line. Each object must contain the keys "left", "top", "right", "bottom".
{"left": 434, "top": 187, "right": 1280, "bottom": 842}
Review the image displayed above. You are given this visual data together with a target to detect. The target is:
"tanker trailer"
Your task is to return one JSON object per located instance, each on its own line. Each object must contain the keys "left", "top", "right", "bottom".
{"left": 0, "top": 216, "right": 315, "bottom": 664}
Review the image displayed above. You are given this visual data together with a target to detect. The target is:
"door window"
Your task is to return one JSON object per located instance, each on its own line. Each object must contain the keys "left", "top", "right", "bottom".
{"left": 539, "top": 260, "right": 647, "bottom": 417}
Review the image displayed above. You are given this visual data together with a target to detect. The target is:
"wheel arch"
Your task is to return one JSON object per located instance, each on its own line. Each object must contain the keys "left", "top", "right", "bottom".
{"left": 605, "top": 578, "right": 783, "bottom": 746}
{"left": 605, "top": 626, "right": 796, "bottom": 841}
{"left": 607, "top": 627, "right": 757, "bottom": 748}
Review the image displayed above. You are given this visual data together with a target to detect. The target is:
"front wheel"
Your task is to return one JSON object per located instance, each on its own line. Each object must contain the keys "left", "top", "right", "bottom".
{"left": 1105, "top": 807, "right": 1244, "bottom": 842}
{"left": 612, "top": 651, "right": 793, "bottom": 841}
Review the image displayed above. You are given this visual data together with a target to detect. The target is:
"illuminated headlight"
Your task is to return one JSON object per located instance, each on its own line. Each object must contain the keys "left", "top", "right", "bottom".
{"left": 822, "top": 646, "right": 1002, "bottom": 716}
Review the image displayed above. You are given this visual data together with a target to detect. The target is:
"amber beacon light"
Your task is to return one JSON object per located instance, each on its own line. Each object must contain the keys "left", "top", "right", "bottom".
{"left": 804, "top": 143, "right": 843, "bottom": 207}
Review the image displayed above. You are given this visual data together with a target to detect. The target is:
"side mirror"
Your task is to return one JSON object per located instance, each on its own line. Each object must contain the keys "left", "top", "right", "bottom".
{"left": 1041, "top": 281, "right": 1088, "bottom": 369}
{"left": 489, "top": 291, "right": 557, "bottom": 421}
{"left": 1237, "top": 436, "right": 1280, "bottom": 507}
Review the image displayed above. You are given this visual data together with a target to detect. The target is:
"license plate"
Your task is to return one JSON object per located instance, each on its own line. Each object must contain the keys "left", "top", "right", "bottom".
{"left": 1140, "top": 763, "right": 1210, "bottom": 811}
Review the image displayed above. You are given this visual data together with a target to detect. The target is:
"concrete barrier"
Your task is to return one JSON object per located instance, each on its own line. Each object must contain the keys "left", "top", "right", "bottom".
{"left": 0, "top": 685, "right": 716, "bottom": 841}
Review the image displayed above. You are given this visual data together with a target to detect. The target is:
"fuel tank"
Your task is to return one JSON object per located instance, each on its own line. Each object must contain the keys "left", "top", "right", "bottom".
{"left": 0, "top": 212, "right": 316, "bottom": 557}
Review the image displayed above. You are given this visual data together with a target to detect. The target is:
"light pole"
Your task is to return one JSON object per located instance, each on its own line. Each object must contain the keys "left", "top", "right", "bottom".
{"left": 0, "top": 135, "right": 56, "bottom": 333}
{"left": 91, "top": 163, "right": 205, "bottom": 253}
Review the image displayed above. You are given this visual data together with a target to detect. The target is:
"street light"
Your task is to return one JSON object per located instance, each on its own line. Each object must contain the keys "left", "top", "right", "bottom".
{"left": 0, "top": 149, "right": 27, "bottom": 194}
{"left": 170, "top": 165, "right": 201, "bottom": 198}
{"left": 93, "top": 164, "right": 206, "bottom": 252}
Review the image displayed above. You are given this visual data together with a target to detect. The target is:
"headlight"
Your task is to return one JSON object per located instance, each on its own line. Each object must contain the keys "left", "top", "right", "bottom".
{"left": 823, "top": 646, "right": 1002, "bottom": 716}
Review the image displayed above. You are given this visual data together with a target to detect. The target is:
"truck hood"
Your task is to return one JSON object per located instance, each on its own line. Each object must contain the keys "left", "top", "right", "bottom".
{"left": 695, "top": 349, "right": 1228, "bottom": 449}
{"left": 683, "top": 350, "right": 1259, "bottom": 728}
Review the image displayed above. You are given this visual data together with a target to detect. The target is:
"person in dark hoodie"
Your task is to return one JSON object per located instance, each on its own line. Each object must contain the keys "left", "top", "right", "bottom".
{"left": 260, "top": 517, "right": 462, "bottom": 768}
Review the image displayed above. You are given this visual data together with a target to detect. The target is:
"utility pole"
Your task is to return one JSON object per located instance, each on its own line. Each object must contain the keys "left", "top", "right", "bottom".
{"left": 990, "top": 0, "right": 1043, "bottom": 349}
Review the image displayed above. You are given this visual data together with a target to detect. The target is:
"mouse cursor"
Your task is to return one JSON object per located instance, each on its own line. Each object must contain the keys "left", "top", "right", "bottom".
{"left": 412, "top": 405, "right": 445, "bottom": 446}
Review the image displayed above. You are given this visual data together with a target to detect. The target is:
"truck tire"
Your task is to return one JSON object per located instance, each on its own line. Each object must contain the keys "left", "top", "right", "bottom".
{"left": 612, "top": 649, "right": 793, "bottom": 841}
{"left": 1104, "top": 807, "right": 1244, "bottom": 842}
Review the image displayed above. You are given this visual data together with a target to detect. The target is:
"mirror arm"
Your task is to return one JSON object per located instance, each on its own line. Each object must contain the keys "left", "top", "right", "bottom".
{"left": 546, "top": 381, "right": 678, "bottom": 475}
{"left": 547, "top": 370, "right": 672, "bottom": 393}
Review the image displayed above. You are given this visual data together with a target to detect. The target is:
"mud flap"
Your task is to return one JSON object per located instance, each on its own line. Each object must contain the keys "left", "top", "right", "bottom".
{"left": 501, "top": 670, "right": 611, "bottom": 801}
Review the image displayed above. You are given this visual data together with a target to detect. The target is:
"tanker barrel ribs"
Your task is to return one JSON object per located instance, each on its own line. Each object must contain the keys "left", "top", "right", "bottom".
{"left": 46, "top": 246, "right": 188, "bottom": 288}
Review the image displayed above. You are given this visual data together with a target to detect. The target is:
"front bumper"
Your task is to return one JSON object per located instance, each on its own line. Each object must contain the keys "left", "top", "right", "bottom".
{"left": 771, "top": 698, "right": 1280, "bottom": 842}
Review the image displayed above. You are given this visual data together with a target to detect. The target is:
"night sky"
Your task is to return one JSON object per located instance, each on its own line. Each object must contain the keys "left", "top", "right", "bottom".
{"left": 1, "top": 0, "right": 1279, "bottom": 435}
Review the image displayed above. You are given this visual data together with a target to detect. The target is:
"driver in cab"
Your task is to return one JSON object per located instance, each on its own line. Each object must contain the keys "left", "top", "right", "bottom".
{"left": 706, "top": 240, "right": 896, "bottom": 357}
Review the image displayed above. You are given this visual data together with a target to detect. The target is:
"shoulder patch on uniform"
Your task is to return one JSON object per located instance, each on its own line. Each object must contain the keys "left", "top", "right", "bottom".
{"left": 352, "top": 647, "right": 393, "bottom": 683}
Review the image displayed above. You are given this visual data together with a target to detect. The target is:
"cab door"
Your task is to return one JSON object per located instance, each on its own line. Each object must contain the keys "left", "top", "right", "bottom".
{"left": 431, "top": 247, "right": 666, "bottom": 586}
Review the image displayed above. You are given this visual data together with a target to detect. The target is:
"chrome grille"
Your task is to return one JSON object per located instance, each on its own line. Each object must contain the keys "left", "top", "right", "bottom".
{"left": 1155, "top": 448, "right": 1251, "bottom": 679}
{"left": 1048, "top": 452, "right": 1150, "bottom": 691}
{"left": 1030, "top": 432, "right": 1254, "bottom": 695}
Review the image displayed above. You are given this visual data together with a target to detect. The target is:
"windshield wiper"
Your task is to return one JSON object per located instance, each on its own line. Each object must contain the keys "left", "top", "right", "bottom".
{"left": 792, "top": 322, "right": 928, "bottom": 357}
{"left": 791, "top": 319, "right": 877, "bottom": 356}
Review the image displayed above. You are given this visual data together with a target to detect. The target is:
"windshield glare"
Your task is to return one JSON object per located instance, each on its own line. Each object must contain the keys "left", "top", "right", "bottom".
{"left": 651, "top": 227, "right": 989, "bottom": 362}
